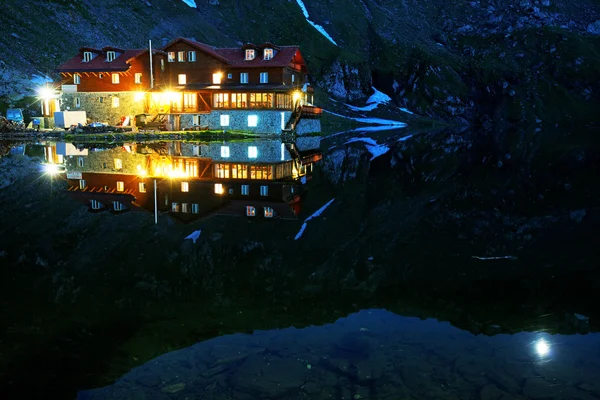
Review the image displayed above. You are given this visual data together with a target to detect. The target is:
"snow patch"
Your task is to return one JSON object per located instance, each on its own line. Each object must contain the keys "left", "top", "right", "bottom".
{"left": 295, "top": 0, "right": 338, "bottom": 46}
{"left": 345, "top": 137, "right": 389, "bottom": 161}
{"left": 185, "top": 230, "right": 201, "bottom": 243}
{"left": 294, "top": 198, "right": 335, "bottom": 240}
{"left": 180, "top": 0, "right": 197, "bottom": 8}
{"left": 323, "top": 110, "right": 407, "bottom": 127}
{"left": 345, "top": 87, "right": 391, "bottom": 112}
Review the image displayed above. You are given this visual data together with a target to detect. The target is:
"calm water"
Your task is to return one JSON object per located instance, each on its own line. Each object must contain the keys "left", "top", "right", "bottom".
{"left": 1, "top": 126, "right": 599, "bottom": 399}
{"left": 78, "top": 309, "right": 600, "bottom": 400}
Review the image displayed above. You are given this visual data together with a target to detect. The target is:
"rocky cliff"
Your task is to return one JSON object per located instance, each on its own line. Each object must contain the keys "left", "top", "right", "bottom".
{"left": 1, "top": 0, "right": 599, "bottom": 125}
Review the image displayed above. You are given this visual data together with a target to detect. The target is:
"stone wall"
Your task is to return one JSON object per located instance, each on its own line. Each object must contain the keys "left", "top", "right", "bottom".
{"left": 183, "top": 110, "right": 292, "bottom": 135}
{"left": 296, "top": 118, "right": 321, "bottom": 135}
{"left": 61, "top": 92, "right": 146, "bottom": 125}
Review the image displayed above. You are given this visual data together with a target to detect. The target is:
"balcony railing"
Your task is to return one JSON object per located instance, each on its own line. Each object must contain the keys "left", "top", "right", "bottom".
{"left": 301, "top": 105, "right": 322, "bottom": 118}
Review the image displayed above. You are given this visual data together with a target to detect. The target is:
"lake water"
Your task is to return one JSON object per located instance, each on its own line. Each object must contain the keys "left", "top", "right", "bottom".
{"left": 1, "top": 126, "right": 598, "bottom": 399}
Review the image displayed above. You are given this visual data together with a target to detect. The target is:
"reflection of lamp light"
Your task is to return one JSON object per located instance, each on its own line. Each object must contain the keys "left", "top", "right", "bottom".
{"left": 44, "top": 164, "right": 59, "bottom": 175}
{"left": 292, "top": 91, "right": 301, "bottom": 102}
{"left": 134, "top": 92, "right": 145, "bottom": 102}
{"left": 535, "top": 339, "right": 551, "bottom": 357}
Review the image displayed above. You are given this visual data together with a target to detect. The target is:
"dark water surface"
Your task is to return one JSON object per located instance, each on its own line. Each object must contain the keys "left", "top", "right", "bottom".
{"left": 78, "top": 309, "right": 600, "bottom": 400}
{"left": 1, "top": 126, "right": 599, "bottom": 399}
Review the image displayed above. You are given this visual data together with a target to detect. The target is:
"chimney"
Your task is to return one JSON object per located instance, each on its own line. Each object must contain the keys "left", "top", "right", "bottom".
{"left": 161, "top": 37, "right": 168, "bottom": 48}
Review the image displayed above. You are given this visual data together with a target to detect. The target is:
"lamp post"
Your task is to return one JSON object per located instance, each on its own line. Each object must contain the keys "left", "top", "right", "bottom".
{"left": 154, "top": 178, "right": 158, "bottom": 224}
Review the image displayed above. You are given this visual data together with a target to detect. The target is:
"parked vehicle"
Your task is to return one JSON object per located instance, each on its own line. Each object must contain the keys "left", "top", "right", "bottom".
{"left": 6, "top": 108, "right": 24, "bottom": 124}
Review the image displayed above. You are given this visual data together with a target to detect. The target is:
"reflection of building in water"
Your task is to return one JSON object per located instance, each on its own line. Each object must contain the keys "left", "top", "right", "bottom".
{"left": 62, "top": 138, "right": 322, "bottom": 222}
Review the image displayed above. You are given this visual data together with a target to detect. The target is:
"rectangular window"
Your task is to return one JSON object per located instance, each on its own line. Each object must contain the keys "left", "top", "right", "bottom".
{"left": 181, "top": 181, "right": 189, "bottom": 192}
{"left": 220, "top": 146, "right": 230, "bottom": 157}
{"left": 248, "top": 146, "right": 258, "bottom": 158}
{"left": 178, "top": 51, "right": 185, "bottom": 62}
{"left": 212, "top": 93, "right": 229, "bottom": 108}
{"left": 75, "top": 97, "right": 81, "bottom": 108}
{"left": 112, "top": 97, "right": 119, "bottom": 108}
{"left": 168, "top": 52, "right": 175, "bottom": 62}
{"left": 260, "top": 72, "right": 268, "bottom": 83}
{"left": 139, "top": 182, "right": 146, "bottom": 193}
{"left": 245, "top": 49, "right": 255, "bottom": 60}
{"left": 188, "top": 51, "right": 196, "bottom": 62}
{"left": 240, "top": 72, "right": 248, "bottom": 84}
{"left": 134, "top": 73, "right": 142, "bottom": 84}
{"left": 183, "top": 92, "right": 197, "bottom": 110}
{"left": 260, "top": 185, "right": 268, "bottom": 196}
{"left": 91, "top": 200, "right": 102, "bottom": 210}
{"left": 116, "top": 181, "right": 124, "bottom": 192}
{"left": 106, "top": 51, "right": 116, "bottom": 62}
{"left": 192, "top": 145, "right": 200, "bottom": 156}
{"left": 161, "top": 59, "right": 165, "bottom": 71}
{"left": 74, "top": 74, "right": 81, "bottom": 84}
{"left": 191, "top": 203, "right": 199, "bottom": 214}
{"left": 220, "top": 115, "right": 229, "bottom": 127}
{"left": 112, "top": 73, "right": 120, "bottom": 84}
{"left": 182, "top": 203, "right": 189, "bottom": 213}
{"left": 114, "top": 159, "right": 122, "bottom": 170}
{"left": 78, "top": 157, "right": 84, "bottom": 167}
{"left": 246, "top": 206, "right": 256, "bottom": 217}
{"left": 291, "top": 74, "right": 295, "bottom": 83}
{"left": 212, "top": 73, "right": 222, "bottom": 84}
{"left": 227, "top": 73, "right": 233, "bottom": 79}
{"left": 248, "top": 115, "right": 258, "bottom": 128}
{"left": 79, "top": 179, "right": 86, "bottom": 190}
{"left": 264, "top": 206, "right": 274, "bottom": 218}
{"left": 214, "top": 183, "right": 223, "bottom": 194}
{"left": 264, "top": 48, "right": 273, "bottom": 60}
{"left": 178, "top": 74, "right": 187, "bottom": 85}
{"left": 83, "top": 51, "right": 92, "bottom": 62}
{"left": 113, "top": 201, "right": 124, "bottom": 211}
{"left": 231, "top": 93, "right": 247, "bottom": 108}
{"left": 241, "top": 184, "right": 249, "bottom": 195}
{"left": 231, "top": 164, "right": 247, "bottom": 179}
{"left": 171, "top": 202, "right": 179, "bottom": 212}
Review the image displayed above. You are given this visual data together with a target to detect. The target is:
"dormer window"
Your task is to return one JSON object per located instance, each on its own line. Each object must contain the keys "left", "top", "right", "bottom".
{"left": 263, "top": 48, "right": 273, "bottom": 60}
{"left": 245, "top": 49, "right": 255, "bottom": 60}
{"left": 106, "top": 51, "right": 116, "bottom": 62}
{"left": 83, "top": 51, "right": 93, "bottom": 62}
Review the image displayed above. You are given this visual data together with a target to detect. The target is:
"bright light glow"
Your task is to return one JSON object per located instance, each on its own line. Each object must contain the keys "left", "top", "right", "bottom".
{"left": 214, "top": 183, "right": 224, "bottom": 194}
{"left": 248, "top": 146, "right": 258, "bottom": 158}
{"left": 139, "top": 170, "right": 147, "bottom": 177}
{"left": 293, "top": 91, "right": 302, "bottom": 102}
{"left": 44, "top": 164, "right": 59, "bottom": 175}
{"left": 37, "top": 87, "right": 55, "bottom": 100}
{"left": 164, "top": 91, "right": 179, "bottom": 101}
{"left": 212, "top": 72, "right": 222, "bottom": 84}
{"left": 134, "top": 92, "right": 145, "bottom": 102}
{"left": 248, "top": 115, "right": 258, "bottom": 127}
{"left": 535, "top": 338, "right": 551, "bottom": 357}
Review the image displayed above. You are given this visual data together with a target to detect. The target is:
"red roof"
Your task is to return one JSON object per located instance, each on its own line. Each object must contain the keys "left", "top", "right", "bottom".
{"left": 162, "top": 38, "right": 302, "bottom": 68}
{"left": 56, "top": 49, "right": 147, "bottom": 73}
{"left": 216, "top": 46, "right": 300, "bottom": 68}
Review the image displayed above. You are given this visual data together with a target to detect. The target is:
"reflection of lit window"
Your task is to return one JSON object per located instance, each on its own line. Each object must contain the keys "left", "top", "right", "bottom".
{"left": 79, "top": 179, "right": 86, "bottom": 189}
{"left": 171, "top": 202, "right": 179, "bottom": 212}
{"left": 181, "top": 181, "right": 189, "bottom": 192}
{"left": 241, "top": 185, "right": 249, "bottom": 195}
{"left": 111, "top": 73, "right": 120, "bottom": 84}
{"left": 74, "top": 74, "right": 81, "bottom": 84}
{"left": 114, "top": 159, "right": 122, "bottom": 170}
{"left": 113, "top": 201, "right": 124, "bottom": 211}
{"left": 214, "top": 183, "right": 223, "bottom": 194}
{"left": 106, "top": 51, "right": 116, "bottom": 62}
{"left": 246, "top": 206, "right": 256, "bottom": 216}
{"left": 248, "top": 146, "right": 258, "bottom": 158}
{"left": 178, "top": 74, "right": 187, "bottom": 85}
{"left": 260, "top": 185, "right": 268, "bottom": 196}
{"left": 220, "top": 115, "right": 229, "bottom": 126}
{"left": 264, "top": 48, "right": 273, "bottom": 60}
{"left": 264, "top": 207, "right": 274, "bottom": 218}
{"left": 182, "top": 203, "right": 189, "bottom": 213}
{"left": 245, "top": 49, "right": 255, "bottom": 60}
{"left": 116, "top": 181, "right": 124, "bottom": 192}
{"left": 220, "top": 146, "right": 230, "bottom": 157}
{"left": 78, "top": 157, "right": 84, "bottom": 167}
{"left": 112, "top": 97, "right": 119, "bottom": 108}
{"left": 248, "top": 115, "right": 258, "bottom": 127}
{"left": 83, "top": 51, "right": 93, "bottom": 62}
{"left": 192, "top": 203, "right": 199, "bottom": 214}
{"left": 135, "top": 73, "right": 142, "bottom": 84}
{"left": 91, "top": 200, "right": 102, "bottom": 210}
{"left": 139, "top": 182, "right": 146, "bottom": 193}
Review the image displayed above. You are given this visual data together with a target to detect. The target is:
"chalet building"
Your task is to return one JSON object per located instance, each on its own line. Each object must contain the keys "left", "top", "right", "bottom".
{"left": 55, "top": 38, "right": 322, "bottom": 135}
{"left": 63, "top": 137, "right": 322, "bottom": 221}
{"left": 56, "top": 46, "right": 165, "bottom": 125}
